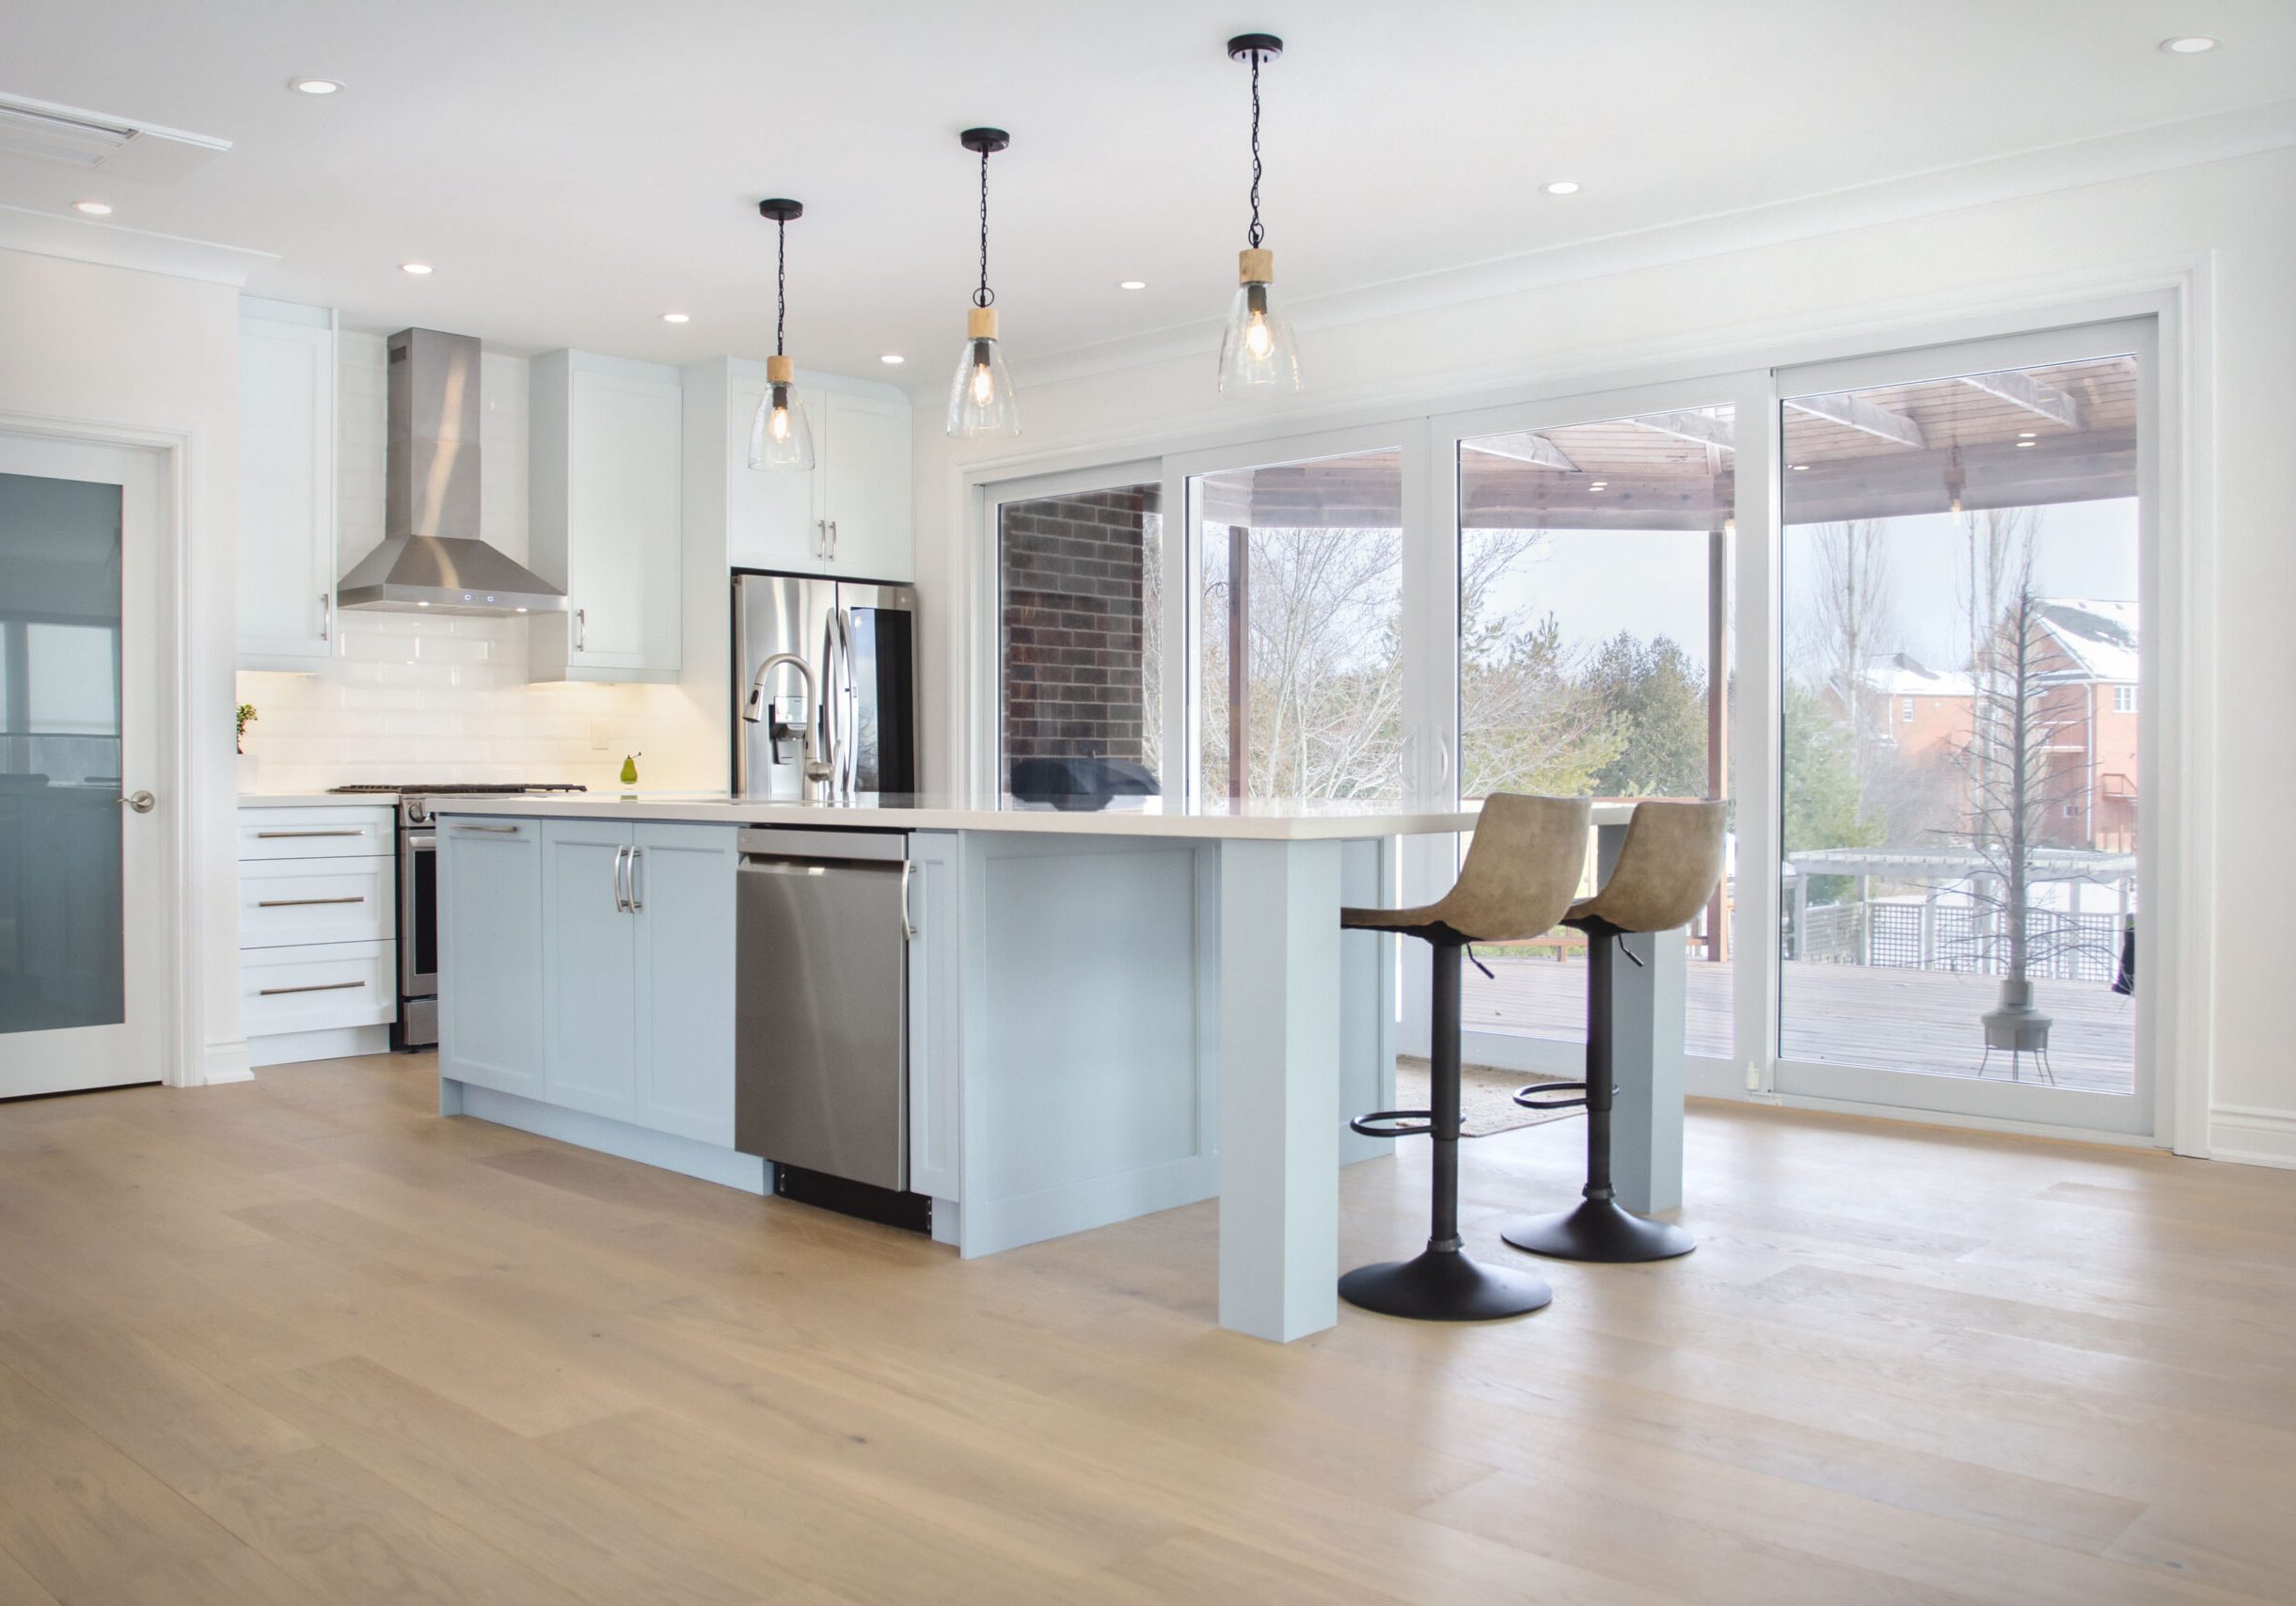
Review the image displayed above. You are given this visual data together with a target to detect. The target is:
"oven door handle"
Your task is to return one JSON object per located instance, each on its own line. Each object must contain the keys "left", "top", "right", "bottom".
{"left": 400, "top": 831, "right": 435, "bottom": 997}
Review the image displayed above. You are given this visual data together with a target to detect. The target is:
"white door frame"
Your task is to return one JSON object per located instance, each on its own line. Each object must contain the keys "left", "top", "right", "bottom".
{"left": 0, "top": 410, "right": 197, "bottom": 1089}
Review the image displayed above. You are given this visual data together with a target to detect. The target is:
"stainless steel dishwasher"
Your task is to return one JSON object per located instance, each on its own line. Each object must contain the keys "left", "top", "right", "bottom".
{"left": 734, "top": 826, "right": 915, "bottom": 1205}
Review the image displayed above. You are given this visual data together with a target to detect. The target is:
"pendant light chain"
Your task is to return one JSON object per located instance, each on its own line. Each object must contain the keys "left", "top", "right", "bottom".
{"left": 1246, "top": 48, "right": 1265, "bottom": 248}
{"left": 774, "top": 214, "right": 787, "bottom": 358}
{"left": 974, "top": 147, "right": 995, "bottom": 310}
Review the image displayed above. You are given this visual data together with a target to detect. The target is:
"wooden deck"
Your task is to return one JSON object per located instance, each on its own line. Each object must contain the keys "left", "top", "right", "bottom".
{"left": 1467, "top": 956, "right": 2137, "bottom": 1095}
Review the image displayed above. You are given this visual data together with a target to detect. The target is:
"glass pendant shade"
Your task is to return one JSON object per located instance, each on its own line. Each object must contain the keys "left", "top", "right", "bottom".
{"left": 947, "top": 305, "right": 1021, "bottom": 437}
{"left": 1218, "top": 250, "right": 1300, "bottom": 395}
{"left": 748, "top": 358, "right": 815, "bottom": 471}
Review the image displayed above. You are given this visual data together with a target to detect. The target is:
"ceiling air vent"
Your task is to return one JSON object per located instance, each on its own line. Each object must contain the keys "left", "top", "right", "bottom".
{"left": 0, "top": 92, "right": 230, "bottom": 180}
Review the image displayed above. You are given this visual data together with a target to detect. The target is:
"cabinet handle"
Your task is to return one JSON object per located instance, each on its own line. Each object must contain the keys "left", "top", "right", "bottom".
{"left": 828, "top": 518, "right": 839, "bottom": 560}
{"left": 574, "top": 607, "right": 587, "bottom": 652}
{"left": 626, "top": 846, "right": 643, "bottom": 913}
{"left": 450, "top": 822, "right": 522, "bottom": 835}
{"left": 259, "top": 979, "right": 364, "bottom": 996}
{"left": 899, "top": 858, "right": 916, "bottom": 941}
{"left": 256, "top": 895, "right": 366, "bottom": 908}
{"left": 612, "top": 845, "right": 629, "bottom": 913}
{"left": 257, "top": 828, "right": 365, "bottom": 838}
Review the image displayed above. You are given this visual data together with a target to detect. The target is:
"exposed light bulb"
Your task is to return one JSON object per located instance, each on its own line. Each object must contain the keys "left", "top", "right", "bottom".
{"left": 971, "top": 360, "right": 996, "bottom": 406}
{"left": 947, "top": 306, "right": 1021, "bottom": 437}
{"left": 749, "top": 356, "right": 815, "bottom": 471}
{"left": 1219, "top": 254, "right": 1300, "bottom": 395}
{"left": 1244, "top": 312, "right": 1273, "bottom": 360}
{"left": 769, "top": 405, "right": 792, "bottom": 442}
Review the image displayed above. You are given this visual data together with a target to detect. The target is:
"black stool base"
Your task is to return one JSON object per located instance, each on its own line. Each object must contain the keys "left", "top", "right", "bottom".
{"left": 1338, "top": 1247, "right": 1553, "bottom": 1322}
{"left": 1500, "top": 1199, "right": 1695, "bottom": 1263}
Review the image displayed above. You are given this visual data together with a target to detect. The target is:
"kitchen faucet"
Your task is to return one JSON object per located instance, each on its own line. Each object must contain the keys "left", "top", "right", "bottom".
{"left": 743, "top": 651, "right": 834, "bottom": 801}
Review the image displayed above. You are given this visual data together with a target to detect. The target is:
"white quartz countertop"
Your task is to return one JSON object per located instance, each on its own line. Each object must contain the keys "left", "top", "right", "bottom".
{"left": 424, "top": 790, "right": 1501, "bottom": 840}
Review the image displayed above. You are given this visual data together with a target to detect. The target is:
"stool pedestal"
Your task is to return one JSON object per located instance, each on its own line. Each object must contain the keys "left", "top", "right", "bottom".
{"left": 1500, "top": 929, "right": 1695, "bottom": 1264}
{"left": 1340, "top": 939, "right": 1553, "bottom": 1320}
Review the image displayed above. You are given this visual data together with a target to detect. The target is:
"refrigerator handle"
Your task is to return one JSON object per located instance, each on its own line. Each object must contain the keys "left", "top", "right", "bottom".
{"left": 819, "top": 606, "right": 846, "bottom": 798}
{"left": 836, "top": 606, "right": 860, "bottom": 797}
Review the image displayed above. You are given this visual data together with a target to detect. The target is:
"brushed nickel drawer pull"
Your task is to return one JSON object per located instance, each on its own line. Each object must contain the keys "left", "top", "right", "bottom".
{"left": 450, "top": 822, "right": 522, "bottom": 834}
{"left": 256, "top": 896, "right": 367, "bottom": 908}
{"left": 257, "top": 828, "right": 366, "bottom": 838}
{"left": 258, "top": 979, "right": 365, "bottom": 996}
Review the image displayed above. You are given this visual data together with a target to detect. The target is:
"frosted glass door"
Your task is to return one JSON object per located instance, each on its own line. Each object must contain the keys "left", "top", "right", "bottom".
{"left": 0, "top": 439, "right": 164, "bottom": 1095}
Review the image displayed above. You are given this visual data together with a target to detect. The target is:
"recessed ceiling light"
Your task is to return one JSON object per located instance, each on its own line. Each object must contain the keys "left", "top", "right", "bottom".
{"left": 291, "top": 76, "right": 344, "bottom": 94}
{"left": 1542, "top": 180, "right": 1581, "bottom": 196}
{"left": 1589, "top": 481, "right": 1608, "bottom": 490}
{"left": 660, "top": 312, "right": 689, "bottom": 324}
{"left": 72, "top": 200, "right": 112, "bottom": 215}
{"left": 400, "top": 262, "right": 433, "bottom": 275}
{"left": 2016, "top": 439, "right": 2036, "bottom": 449}
{"left": 2018, "top": 430, "right": 2037, "bottom": 438}
{"left": 1118, "top": 279, "right": 1148, "bottom": 291}
{"left": 879, "top": 353, "right": 906, "bottom": 365}
{"left": 2160, "top": 35, "right": 2217, "bottom": 53}
{"left": 1790, "top": 463, "right": 1810, "bottom": 471}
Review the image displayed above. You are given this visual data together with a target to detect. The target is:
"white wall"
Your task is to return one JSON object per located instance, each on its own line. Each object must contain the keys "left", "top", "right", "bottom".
{"left": 0, "top": 245, "right": 243, "bottom": 1083}
{"left": 237, "top": 336, "right": 707, "bottom": 793}
{"left": 912, "top": 144, "right": 2296, "bottom": 1163}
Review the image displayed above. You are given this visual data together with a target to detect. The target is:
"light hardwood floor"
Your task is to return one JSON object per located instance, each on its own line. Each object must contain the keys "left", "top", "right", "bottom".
{"left": 2, "top": 1053, "right": 2292, "bottom": 1604}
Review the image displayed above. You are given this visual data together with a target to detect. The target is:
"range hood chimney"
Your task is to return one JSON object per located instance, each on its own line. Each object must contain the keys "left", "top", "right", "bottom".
{"left": 335, "top": 327, "right": 566, "bottom": 615}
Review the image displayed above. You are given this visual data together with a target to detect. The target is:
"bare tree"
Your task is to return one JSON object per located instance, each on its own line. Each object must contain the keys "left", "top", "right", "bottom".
{"left": 1803, "top": 519, "right": 1895, "bottom": 768}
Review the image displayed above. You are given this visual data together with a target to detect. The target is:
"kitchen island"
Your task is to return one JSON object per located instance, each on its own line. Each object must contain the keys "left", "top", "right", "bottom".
{"left": 431, "top": 792, "right": 1684, "bottom": 1342}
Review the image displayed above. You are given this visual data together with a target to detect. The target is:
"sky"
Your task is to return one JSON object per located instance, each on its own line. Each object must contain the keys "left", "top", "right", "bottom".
{"left": 1475, "top": 497, "right": 2141, "bottom": 678}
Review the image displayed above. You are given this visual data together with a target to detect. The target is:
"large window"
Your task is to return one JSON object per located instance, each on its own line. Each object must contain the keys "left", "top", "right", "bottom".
{"left": 1196, "top": 449, "right": 1403, "bottom": 801}
{"left": 1778, "top": 348, "right": 2141, "bottom": 1105}
{"left": 1454, "top": 407, "right": 1735, "bottom": 1059}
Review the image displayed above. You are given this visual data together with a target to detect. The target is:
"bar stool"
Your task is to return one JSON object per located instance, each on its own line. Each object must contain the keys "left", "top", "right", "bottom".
{"left": 1338, "top": 793, "right": 1591, "bottom": 1321}
{"left": 1501, "top": 800, "right": 1726, "bottom": 1264}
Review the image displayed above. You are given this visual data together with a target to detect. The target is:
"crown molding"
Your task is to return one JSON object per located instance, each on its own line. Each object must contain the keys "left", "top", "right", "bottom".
{"left": 937, "top": 96, "right": 2296, "bottom": 401}
{"left": 0, "top": 203, "right": 276, "bottom": 288}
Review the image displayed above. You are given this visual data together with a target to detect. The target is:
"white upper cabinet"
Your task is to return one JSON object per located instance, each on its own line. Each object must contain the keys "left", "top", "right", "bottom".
{"left": 713, "top": 361, "right": 912, "bottom": 581}
{"left": 529, "top": 350, "right": 683, "bottom": 682}
{"left": 236, "top": 299, "right": 338, "bottom": 670}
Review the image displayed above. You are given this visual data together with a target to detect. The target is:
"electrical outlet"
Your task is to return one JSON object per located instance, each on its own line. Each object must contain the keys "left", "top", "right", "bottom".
{"left": 590, "top": 721, "right": 610, "bottom": 751}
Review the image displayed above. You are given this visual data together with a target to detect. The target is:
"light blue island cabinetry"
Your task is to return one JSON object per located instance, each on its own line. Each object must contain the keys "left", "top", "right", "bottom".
{"left": 439, "top": 816, "right": 757, "bottom": 1191}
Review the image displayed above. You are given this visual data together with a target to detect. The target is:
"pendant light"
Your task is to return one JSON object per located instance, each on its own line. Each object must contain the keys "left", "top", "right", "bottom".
{"left": 1218, "top": 33, "right": 1301, "bottom": 395}
{"left": 947, "top": 128, "right": 1021, "bottom": 438}
{"left": 749, "top": 199, "right": 815, "bottom": 472}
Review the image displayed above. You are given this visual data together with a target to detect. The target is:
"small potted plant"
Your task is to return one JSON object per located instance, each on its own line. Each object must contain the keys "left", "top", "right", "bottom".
{"left": 236, "top": 702, "right": 259, "bottom": 787}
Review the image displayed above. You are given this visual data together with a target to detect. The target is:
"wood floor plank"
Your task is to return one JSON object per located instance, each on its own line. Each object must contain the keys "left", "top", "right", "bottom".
{"left": 181, "top": 1444, "right": 566, "bottom": 1605}
{"left": 2, "top": 1053, "right": 2291, "bottom": 1604}
{"left": 0, "top": 1362, "right": 240, "bottom": 1599}
{"left": 0, "top": 1320, "right": 316, "bottom": 1487}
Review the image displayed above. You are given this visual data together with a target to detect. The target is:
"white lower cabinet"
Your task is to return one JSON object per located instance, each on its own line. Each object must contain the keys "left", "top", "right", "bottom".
{"left": 238, "top": 803, "right": 398, "bottom": 1068}
{"left": 450, "top": 818, "right": 736, "bottom": 1144}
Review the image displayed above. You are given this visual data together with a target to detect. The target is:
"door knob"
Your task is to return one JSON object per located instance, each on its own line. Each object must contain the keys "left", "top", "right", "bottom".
{"left": 119, "top": 790, "right": 156, "bottom": 813}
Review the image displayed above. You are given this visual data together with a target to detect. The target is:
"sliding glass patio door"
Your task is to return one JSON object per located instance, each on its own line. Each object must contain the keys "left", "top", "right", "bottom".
{"left": 1770, "top": 320, "right": 2157, "bottom": 1134}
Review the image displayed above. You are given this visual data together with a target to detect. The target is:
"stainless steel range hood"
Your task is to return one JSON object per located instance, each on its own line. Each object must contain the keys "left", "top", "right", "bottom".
{"left": 336, "top": 327, "right": 565, "bottom": 615}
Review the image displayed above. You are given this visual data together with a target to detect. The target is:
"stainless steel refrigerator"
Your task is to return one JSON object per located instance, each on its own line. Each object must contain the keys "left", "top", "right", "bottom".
{"left": 732, "top": 570, "right": 920, "bottom": 799}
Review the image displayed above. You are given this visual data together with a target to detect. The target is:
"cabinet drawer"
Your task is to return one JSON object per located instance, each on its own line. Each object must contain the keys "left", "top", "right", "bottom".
{"left": 242, "top": 940, "right": 397, "bottom": 1038}
{"left": 239, "top": 806, "right": 395, "bottom": 860}
{"left": 239, "top": 856, "right": 395, "bottom": 948}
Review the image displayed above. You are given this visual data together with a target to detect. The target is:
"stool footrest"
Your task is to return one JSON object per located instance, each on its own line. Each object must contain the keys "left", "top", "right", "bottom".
{"left": 1513, "top": 1081, "right": 1590, "bottom": 1111}
{"left": 1351, "top": 1107, "right": 1434, "bottom": 1139}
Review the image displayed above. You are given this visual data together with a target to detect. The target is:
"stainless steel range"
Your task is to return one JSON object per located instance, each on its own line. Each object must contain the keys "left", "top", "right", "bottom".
{"left": 326, "top": 784, "right": 586, "bottom": 1048}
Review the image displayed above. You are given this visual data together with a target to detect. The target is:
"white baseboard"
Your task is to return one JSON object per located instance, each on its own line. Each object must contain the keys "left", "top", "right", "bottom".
{"left": 2208, "top": 1105, "right": 2296, "bottom": 1169}
{"left": 200, "top": 1038, "right": 253, "bottom": 1085}
{"left": 248, "top": 1024, "right": 388, "bottom": 1069}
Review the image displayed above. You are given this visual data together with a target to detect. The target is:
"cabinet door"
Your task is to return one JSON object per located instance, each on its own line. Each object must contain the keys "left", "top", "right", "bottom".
{"left": 632, "top": 823, "right": 737, "bottom": 1144}
{"left": 821, "top": 390, "right": 912, "bottom": 581}
{"left": 237, "top": 314, "right": 336, "bottom": 668}
{"left": 566, "top": 367, "right": 682, "bottom": 675}
{"left": 726, "top": 376, "right": 826, "bottom": 574}
{"left": 541, "top": 819, "right": 638, "bottom": 1122}
{"left": 438, "top": 819, "right": 543, "bottom": 1097}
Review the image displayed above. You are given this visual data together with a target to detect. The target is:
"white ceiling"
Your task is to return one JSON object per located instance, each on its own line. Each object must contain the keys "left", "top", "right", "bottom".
{"left": 3, "top": 0, "right": 2291, "bottom": 384}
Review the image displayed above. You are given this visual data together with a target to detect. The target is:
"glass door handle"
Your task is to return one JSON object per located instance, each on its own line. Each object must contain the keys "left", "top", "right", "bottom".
{"left": 118, "top": 790, "right": 156, "bottom": 813}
